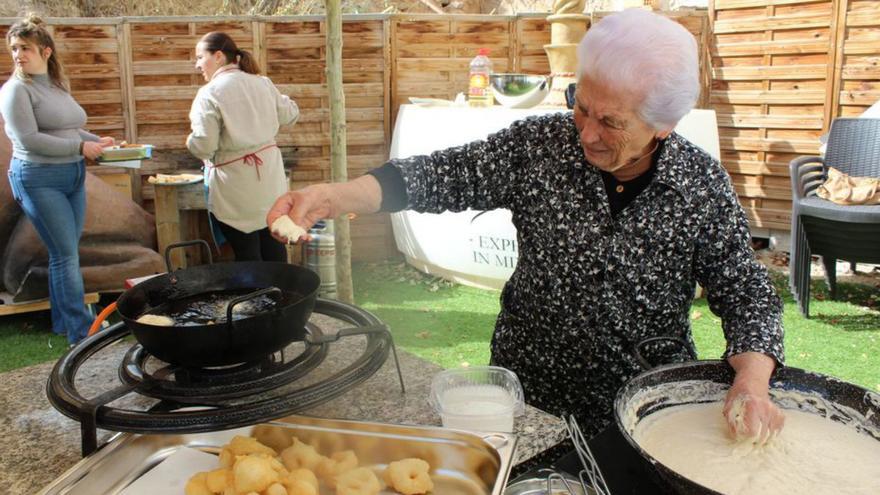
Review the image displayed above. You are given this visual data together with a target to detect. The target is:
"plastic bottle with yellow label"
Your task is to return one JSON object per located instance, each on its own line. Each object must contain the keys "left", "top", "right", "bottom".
{"left": 468, "top": 48, "right": 494, "bottom": 107}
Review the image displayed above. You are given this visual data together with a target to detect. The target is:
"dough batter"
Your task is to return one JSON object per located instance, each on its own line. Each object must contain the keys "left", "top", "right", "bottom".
{"left": 632, "top": 402, "right": 880, "bottom": 495}
{"left": 270, "top": 216, "right": 307, "bottom": 244}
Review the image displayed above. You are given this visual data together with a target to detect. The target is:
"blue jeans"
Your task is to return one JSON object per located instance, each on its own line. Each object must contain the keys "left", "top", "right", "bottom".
{"left": 8, "top": 158, "right": 91, "bottom": 344}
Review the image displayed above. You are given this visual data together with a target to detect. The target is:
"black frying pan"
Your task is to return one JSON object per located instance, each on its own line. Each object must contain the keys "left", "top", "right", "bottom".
{"left": 613, "top": 337, "right": 880, "bottom": 494}
{"left": 115, "top": 241, "right": 320, "bottom": 367}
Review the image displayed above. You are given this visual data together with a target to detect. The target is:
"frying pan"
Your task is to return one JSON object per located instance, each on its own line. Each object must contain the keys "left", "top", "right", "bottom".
{"left": 101, "top": 241, "right": 320, "bottom": 367}
{"left": 612, "top": 337, "right": 880, "bottom": 494}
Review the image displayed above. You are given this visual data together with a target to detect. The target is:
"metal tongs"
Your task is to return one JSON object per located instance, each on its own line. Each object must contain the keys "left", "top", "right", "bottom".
{"left": 554, "top": 415, "right": 610, "bottom": 495}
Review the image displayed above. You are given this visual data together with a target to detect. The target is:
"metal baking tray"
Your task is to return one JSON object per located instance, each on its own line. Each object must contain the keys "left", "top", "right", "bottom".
{"left": 38, "top": 415, "right": 517, "bottom": 495}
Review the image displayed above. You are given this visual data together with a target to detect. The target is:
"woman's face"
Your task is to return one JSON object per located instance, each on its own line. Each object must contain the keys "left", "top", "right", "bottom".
{"left": 194, "top": 42, "right": 225, "bottom": 81}
{"left": 9, "top": 36, "right": 50, "bottom": 76}
{"left": 572, "top": 75, "right": 669, "bottom": 175}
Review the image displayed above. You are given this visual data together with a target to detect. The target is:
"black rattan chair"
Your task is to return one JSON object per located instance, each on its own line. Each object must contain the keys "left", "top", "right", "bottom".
{"left": 789, "top": 117, "right": 880, "bottom": 318}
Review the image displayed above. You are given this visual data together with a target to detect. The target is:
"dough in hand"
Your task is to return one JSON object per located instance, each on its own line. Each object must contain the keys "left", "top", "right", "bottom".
{"left": 271, "top": 216, "right": 308, "bottom": 244}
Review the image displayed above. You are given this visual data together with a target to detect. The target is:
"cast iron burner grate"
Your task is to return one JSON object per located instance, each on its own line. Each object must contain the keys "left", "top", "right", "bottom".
{"left": 47, "top": 299, "right": 405, "bottom": 457}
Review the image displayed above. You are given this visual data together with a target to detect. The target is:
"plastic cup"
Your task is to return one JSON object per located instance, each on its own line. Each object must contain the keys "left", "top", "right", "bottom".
{"left": 429, "top": 366, "right": 525, "bottom": 433}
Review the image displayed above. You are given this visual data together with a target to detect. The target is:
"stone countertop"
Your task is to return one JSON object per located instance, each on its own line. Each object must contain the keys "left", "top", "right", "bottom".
{"left": 0, "top": 315, "right": 566, "bottom": 495}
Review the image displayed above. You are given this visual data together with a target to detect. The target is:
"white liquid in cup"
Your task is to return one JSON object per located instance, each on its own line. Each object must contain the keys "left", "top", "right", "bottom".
{"left": 439, "top": 384, "right": 516, "bottom": 432}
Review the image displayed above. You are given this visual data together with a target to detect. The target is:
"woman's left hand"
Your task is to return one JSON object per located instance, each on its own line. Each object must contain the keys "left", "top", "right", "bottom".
{"left": 98, "top": 136, "right": 115, "bottom": 147}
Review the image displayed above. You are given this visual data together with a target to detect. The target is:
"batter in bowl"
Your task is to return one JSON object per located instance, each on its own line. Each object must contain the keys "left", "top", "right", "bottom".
{"left": 632, "top": 402, "right": 880, "bottom": 494}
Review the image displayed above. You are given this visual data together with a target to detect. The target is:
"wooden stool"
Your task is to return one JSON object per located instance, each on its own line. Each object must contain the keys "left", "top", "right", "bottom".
{"left": 0, "top": 292, "right": 101, "bottom": 318}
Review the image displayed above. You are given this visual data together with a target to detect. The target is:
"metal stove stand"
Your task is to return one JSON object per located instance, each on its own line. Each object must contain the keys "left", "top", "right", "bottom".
{"left": 47, "top": 298, "right": 405, "bottom": 456}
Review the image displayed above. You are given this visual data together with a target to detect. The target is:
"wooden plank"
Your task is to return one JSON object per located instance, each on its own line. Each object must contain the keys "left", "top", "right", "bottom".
{"left": 712, "top": 39, "right": 829, "bottom": 56}
{"left": 0, "top": 292, "right": 100, "bottom": 316}
{"left": 709, "top": 89, "right": 825, "bottom": 104}
{"left": 712, "top": 65, "right": 827, "bottom": 80}
{"left": 713, "top": 13, "right": 831, "bottom": 34}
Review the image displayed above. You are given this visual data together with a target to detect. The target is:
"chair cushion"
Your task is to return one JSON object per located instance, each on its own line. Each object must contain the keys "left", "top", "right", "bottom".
{"left": 797, "top": 196, "right": 880, "bottom": 223}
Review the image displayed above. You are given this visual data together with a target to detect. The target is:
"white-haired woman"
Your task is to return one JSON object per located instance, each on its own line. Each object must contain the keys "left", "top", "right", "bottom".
{"left": 267, "top": 9, "right": 785, "bottom": 443}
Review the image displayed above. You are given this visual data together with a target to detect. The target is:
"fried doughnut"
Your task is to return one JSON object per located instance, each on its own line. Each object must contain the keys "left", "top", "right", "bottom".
{"left": 218, "top": 447, "right": 235, "bottom": 469}
{"left": 285, "top": 468, "right": 319, "bottom": 491}
{"left": 265, "top": 483, "right": 289, "bottom": 495}
{"left": 335, "top": 467, "right": 381, "bottom": 495}
{"left": 317, "top": 450, "right": 359, "bottom": 488}
{"left": 233, "top": 454, "right": 279, "bottom": 493}
{"left": 281, "top": 438, "right": 326, "bottom": 471}
{"left": 383, "top": 458, "right": 433, "bottom": 495}
{"left": 227, "top": 435, "right": 278, "bottom": 456}
{"left": 205, "top": 467, "right": 231, "bottom": 493}
{"left": 184, "top": 472, "right": 212, "bottom": 495}
{"left": 281, "top": 478, "right": 318, "bottom": 495}
{"left": 251, "top": 425, "right": 294, "bottom": 453}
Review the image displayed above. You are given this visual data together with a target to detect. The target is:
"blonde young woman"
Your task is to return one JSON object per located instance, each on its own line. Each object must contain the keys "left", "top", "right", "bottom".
{"left": 187, "top": 32, "right": 299, "bottom": 262}
{"left": 0, "top": 15, "right": 114, "bottom": 345}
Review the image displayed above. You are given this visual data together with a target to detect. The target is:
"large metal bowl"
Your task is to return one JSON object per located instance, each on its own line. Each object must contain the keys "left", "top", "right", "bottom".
{"left": 489, "top": 73, "right": 549, "bottom": 109}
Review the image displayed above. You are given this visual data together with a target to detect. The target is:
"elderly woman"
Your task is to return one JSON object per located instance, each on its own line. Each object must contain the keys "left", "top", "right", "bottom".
{"left": 268, "top": 9, "right": 785, "bottom": 441}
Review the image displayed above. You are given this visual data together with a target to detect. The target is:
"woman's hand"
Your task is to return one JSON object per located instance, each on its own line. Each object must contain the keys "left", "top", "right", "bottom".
{"left": 81, "top": 141, "right": 105, "bottom": 160}
{"left": 266, "top": 184, "right": 336, "bottom": 244}
{"left": 98, "top": 136, "right": 115, "bottom": 147}
{"left": 723, "top": 352, "right": 785, "bottom": 444}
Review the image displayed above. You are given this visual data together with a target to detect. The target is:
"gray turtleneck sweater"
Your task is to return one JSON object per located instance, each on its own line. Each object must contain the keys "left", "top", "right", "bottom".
{"left": 0, "top": 73, "right": 98, "bottom": 164}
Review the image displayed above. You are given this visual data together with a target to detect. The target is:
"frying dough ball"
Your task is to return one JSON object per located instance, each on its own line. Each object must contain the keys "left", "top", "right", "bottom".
{"left": 233, "top": 455, "right": 279, "bottom": 494}
{"left": 136, "top": 314, "right": 174, "bottom": 326}
{"left": 227, "top": 435, "right": 278, "bottom": 457}
{"left": 252, "top": 425, "right": 294, "bottom": 453}
{"left": 205, "top": 468, "right": 231, "bottom": 493}
{"left": 317, "top": 450, "right": 359, "bottom": 488}
{"left": 270, "top": 216, "right": 307, "bottom": 244}
{"left": 281, "top": 438, "right": 326, "bottom": 471}
{"left": 265, "top": 483, "right": 288, "bottom": 495}
{"left": 383, "top": 458, "right": 433, "bottom": 495}
{"left": 335, "top": 467, "right": 381, "bottom": 495}
{"left": 184, "top": 472, "right": 212, "bottom": 495}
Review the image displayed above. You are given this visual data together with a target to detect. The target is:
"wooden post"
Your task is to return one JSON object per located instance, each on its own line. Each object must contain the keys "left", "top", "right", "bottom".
{"left": 326, "top": 0, "right": 355, "bottom": 304}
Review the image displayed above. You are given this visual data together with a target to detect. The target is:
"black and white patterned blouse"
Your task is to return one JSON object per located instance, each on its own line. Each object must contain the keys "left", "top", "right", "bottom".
{"left": 370, "top": 112, "right": 784, "bottom": 436}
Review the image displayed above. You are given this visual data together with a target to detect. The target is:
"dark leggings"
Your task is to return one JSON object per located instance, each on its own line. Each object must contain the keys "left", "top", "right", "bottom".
{"left": 211, "top": 213, "right": 286, "bottom": 262}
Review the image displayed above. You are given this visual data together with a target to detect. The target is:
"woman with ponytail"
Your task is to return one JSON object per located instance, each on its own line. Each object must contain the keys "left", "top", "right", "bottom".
{"left": 0, "top": 14, "right": 115, "bottom": 345}
{"left": 187, "top": 31, "right": 299, "bottom": 262}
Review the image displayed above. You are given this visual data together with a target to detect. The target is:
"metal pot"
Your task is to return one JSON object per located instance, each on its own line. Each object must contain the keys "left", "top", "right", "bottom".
{"left": 504, "top": 468, "right": 591, "bottom": 495}
{"left": 614, "top": 339, "right": 880, "bottom": 494}
{"left": 114, "top": 240, "right": 320, "bottom": 367}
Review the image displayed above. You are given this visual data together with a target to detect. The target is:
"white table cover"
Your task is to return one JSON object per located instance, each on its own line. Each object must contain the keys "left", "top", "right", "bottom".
{"left": 389, "top": 104, "right": 720, "bottom": 289}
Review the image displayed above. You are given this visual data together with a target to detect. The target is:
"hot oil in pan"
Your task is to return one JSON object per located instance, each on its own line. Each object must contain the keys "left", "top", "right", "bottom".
{"left": 143, "top": 288, "right": 302, "bottom": 326}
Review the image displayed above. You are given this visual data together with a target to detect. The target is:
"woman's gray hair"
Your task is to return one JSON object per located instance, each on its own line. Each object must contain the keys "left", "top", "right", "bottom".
{"left": 576, "top": 9, "right": 700, "bottom": 131}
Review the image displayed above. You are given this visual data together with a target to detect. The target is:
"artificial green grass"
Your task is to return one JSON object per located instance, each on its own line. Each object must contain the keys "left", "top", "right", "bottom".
{"left": 0, "top": 311, "right": 68, "bottom": 372}
{"left": 1, "top": 262, "right": 878, "bottom": 395}
{"left": 356, "top": 262, "right": 880, "bottom": 392}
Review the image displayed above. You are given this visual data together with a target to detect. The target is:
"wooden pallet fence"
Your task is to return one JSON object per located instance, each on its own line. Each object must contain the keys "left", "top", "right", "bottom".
{"left": 831, "top": 0, "right": 880, "bottom": 118}
{"left": 708, "top": 0, "right": 837, "bottom": 232}
{"left": 390, "top": 14, "right": 517, "bottom": 121}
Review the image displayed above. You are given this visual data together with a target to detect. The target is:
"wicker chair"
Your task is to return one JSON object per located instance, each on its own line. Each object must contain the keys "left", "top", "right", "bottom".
{"left": 789, "top": 117, "right": 880, "bottom": 318}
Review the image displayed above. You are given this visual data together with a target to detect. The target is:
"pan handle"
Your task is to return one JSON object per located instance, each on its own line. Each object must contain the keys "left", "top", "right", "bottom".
{"left": 633, "top": 336, "right": 698, "bottom": 370}
{"left": 164, "top": 240, "right": 213, "bottom": 272}
{"left": 226, "top": 287, "right": 282, "bottom": 327}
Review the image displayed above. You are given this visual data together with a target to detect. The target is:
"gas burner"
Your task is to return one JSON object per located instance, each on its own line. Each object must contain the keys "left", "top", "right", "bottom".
{"left": 47, "top": 299, "right": 405, "bottom": 456}
{"left": 119, "top": 321, "right": 329, "bottom": 401}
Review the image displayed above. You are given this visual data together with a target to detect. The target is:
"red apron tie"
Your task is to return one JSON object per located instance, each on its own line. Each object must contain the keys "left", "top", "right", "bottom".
{"left": 212, "top": 144, "right": 277, "bottom": 181}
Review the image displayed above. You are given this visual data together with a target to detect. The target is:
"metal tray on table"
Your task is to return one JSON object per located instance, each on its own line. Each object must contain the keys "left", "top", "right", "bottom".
{"left": 38, "top": 415, "right": 517, "bottom": 495}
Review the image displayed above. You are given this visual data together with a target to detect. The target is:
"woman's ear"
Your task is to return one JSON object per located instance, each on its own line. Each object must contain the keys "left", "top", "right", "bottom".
{"left": 41, "top": 46, "right": 52, "bottom": 60}
{"left": 656, "top": 129, "right": 672, "bottom": 140}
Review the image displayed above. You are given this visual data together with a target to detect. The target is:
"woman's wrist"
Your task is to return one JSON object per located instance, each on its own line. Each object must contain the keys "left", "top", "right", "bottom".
{"left": 79, "top": 141, "right": 84, "bottom": 155}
